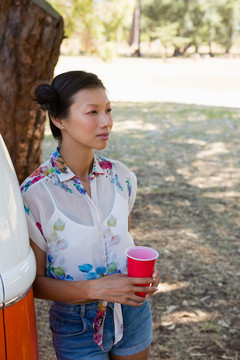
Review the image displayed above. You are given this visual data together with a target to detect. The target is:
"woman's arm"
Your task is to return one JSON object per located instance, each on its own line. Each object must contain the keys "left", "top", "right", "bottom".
{"left": 31, "top": 240, "right": 91, "bottom": 303}
{"left": 128, "top": 215, "right": 131, "bottom": 232}
{"left": 31, "top": 240, "right": 157, "bottom": 306}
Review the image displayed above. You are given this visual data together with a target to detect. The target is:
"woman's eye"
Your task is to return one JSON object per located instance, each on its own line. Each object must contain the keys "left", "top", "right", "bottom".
{"left": 88, "top": 110, "right": 97, "bottom": 114}
{"left": 107, "top": 108, "right": 112, "bottom": 113}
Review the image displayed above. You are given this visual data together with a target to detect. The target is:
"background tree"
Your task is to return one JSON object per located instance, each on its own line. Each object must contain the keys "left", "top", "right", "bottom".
{"left": 46, "top": 0, "right": 240, "bottom": 57}
{"left": 141, "top": 0, "right": 191, "bottom": 55}
{"left": 200, "top": 0, "right": 221, "bottom": 56}
{"left": 216, "top": 0, "right": 240, "bottom": 54}
{"left": 141, "top": 0, "right": 240, "bottom": 56}
{"left": 48, "top": 0, "right": 135, "bottom": 57}
{"left": 129, "top": 0, "right": 142, "bottom": 56}
{"left": 0, "top": 0, "right": 63, "bottom": 183}
{"left": 48, "top": 0, "right": 100, "bottom": 53}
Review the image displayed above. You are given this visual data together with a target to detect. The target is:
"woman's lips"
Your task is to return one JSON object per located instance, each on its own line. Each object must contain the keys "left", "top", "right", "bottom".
{"left": 97, "top": 133, "right": 110, "bottom": 140}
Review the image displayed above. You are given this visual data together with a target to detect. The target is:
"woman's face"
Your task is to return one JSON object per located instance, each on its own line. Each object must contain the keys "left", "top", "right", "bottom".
{"left": 60, "top": 87, "right": 113, "bottom": 150}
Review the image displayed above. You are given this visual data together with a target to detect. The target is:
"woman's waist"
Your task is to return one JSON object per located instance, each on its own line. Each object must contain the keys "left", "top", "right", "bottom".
{"left": 51, "top": 299, "right": 115, "bottom": 314}
{"left": 64, "top": 299, "right": 98, "bottom": 305}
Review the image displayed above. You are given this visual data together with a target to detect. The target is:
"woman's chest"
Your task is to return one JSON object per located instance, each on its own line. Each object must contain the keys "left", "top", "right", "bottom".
{"left": 43, "top": 191, "right": 133, "bottom": 280}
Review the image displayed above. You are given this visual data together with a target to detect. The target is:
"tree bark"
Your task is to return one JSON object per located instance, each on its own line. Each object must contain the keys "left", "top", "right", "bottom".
{"left": 173, "top": 47, "right": 182, "bottom": 57}
{"left": 225, "top": 26, "right": 233, "bottom": 54}
{"left": 129, "top": 0, "right": 141, "bottom": 57}
{"left": 0, "top": 0, "right": 64, "bottom": 183}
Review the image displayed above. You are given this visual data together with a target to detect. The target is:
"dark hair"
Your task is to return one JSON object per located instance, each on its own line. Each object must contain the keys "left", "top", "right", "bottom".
{"left": 33, "top": 71, "right": 105, "bottom": 141}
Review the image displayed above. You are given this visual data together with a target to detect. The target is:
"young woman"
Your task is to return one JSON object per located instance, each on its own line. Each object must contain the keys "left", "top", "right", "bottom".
{"left": 21, "top": 71, "right": 160, "bottom": 360}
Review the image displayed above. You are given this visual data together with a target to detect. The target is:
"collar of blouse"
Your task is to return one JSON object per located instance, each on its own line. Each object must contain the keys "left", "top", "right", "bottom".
{"left": 49, "top": 147, "right": 112, "bottom": 183}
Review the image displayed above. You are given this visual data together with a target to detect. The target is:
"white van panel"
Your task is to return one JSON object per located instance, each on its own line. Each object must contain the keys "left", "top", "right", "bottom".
{"left": 0, "top": 135, "right": 30, "bottom": 273}
{"left": 1, "top": 248, "right": 36, "bottom": 305}
{"left": 0, "top": 277, "right": 3, "bottom": 307}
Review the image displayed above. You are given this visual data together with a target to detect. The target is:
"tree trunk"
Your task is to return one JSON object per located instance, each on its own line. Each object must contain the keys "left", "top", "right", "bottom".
{"left": 173, "top": 47, "right": 182, "bottom": 57}
{"left": 208, "top": 41, "right": 214, "bottom": 57}
{"left": 225, "top": 26, "right": 233, "bottom": 54}
{"left": 0, "top": 0, "right": 64, "bottom": 184}
{"left": 129, "top": 0, "right": 141, "bottom": 57}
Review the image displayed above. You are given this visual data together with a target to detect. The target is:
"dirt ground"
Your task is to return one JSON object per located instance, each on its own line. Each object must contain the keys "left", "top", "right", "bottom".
{"left": 35, "top": 56, "right": 240, "bottom": 360}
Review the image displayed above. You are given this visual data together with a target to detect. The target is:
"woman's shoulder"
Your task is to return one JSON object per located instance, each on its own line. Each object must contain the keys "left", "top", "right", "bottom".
{"left": 20, "top": 158, "right": 53, "bottom": 194}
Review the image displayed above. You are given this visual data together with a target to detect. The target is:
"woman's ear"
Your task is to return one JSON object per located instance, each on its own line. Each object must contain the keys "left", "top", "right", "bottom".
{"left": 51, "top": 117, "right": 64, "bottom": 130}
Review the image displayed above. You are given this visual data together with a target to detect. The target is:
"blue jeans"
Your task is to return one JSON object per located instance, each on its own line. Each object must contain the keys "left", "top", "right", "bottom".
{"left": 50, "top": 300, "right": 152, "bottom": 360}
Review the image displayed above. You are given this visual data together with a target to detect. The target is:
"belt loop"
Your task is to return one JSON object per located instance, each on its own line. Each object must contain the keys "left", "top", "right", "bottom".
{"left": 108, "top": 302, "right": 114, "bottom": 311}
{"left": 80, "top": 304, "right": 86, "bottom": 317}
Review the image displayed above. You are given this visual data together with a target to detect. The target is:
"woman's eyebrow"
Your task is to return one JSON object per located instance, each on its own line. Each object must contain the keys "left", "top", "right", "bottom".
{"left": 85, "top": 102, "right": 111, "bottom": 107}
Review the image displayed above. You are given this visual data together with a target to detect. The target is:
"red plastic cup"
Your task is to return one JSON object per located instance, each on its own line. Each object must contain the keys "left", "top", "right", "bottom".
{"left": 125, "top": 246, "right": 159, "bottom": 297}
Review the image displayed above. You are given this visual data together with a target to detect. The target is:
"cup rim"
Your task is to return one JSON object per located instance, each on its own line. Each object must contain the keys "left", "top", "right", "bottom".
{"left": 125, "top": 246, "right": 159, "bottom": 261}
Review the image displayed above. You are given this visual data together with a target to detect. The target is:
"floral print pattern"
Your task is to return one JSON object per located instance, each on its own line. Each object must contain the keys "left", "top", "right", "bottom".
{"left": 46, "top": 218, "right": 73, "bottom": 280}
{"left": 24, "top": 204, "right": 30, "bottom": 215}
{"left": 93, "top": 300, "right": 108, "bottom": 349}
{"left": 98, "top": 160, "right": 113, "bottom": 170}
{"left": 21, "top": 149, "right": 125, "bottom": 196}
{"left": 126, "top": 178, "right": 131, "bottom": 197}
{"left": 78, "top": 214, "right": 122, "bottom": 280}
{"left": 20, "top": 166, "right": 54, "bottom": 193}
{"left": 98, "top": 155, "right": 123, "bottom": 192}
{"left": 77, "top": 213, "right": 124, "bottom": 348}
{"left": 50, "top": 149, "right": 69, "bottom": 174}
{"left": 72, "top": 177, "right": 86, "bottom": 194}
{"left": 36, "top": 222, "right": 43, "bottom": 236}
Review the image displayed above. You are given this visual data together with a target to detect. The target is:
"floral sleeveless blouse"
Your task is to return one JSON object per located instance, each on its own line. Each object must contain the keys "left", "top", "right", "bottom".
{"left": 21, "top": 147, "right": 137, "bottom": 349}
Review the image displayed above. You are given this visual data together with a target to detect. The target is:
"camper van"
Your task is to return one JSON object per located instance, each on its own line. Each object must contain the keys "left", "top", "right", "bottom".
{"left": 0, "top": 135, "right": 38, "bottom": 359}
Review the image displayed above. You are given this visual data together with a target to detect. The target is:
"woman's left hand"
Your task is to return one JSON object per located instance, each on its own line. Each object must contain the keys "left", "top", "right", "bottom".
{"left": 150, "top": 269, "right": 160, "bottom": 296}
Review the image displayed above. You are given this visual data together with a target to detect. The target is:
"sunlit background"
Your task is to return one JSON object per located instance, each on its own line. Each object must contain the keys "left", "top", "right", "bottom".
{"left": 38, "top": 1, "right": 240, "bottom": 359}
{"left": 48, "top": 0, "right": 240, "bottom": 108}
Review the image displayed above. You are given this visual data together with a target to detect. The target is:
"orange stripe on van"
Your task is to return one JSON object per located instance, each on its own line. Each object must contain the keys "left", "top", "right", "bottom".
{"left": 0, "top": 309, "right": 6, "bottom": 360}
{"left": 4, "top": 288, "right": 39, "bottom": 359}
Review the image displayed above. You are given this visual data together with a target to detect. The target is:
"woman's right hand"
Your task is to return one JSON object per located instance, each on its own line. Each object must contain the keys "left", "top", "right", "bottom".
{"left": 89, "top": 273, "right": 157, "bottom": 306}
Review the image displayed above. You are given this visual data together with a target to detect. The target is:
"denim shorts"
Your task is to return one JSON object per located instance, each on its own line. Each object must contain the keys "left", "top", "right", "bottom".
{"left": 49, "top": 299, "right": 152, "bottom": 360}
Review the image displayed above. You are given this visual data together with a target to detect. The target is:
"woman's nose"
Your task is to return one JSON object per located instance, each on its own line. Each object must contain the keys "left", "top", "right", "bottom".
{"left": 100, "top": 113, "right": 112, "bottom": 127}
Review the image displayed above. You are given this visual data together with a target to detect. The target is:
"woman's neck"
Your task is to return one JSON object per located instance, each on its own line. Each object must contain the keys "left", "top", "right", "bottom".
{"left": 59, "top": 141, "right": 94, "bottom": 181}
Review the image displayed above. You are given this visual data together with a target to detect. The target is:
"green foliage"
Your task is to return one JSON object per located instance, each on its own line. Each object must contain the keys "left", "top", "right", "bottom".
{"left": 216, "top": 0, "right": 240, "bottom": 52}
{"left": 150, "top": 22, "right": 190, "bottom": 49}
{"left": 47, "top": 0, "right": 240, "bottom": 56}
{"left": 47, "top": 0, "right": 135, "bottom": 57}
{"left": 48, "top": 0, "right": 101, "bottom": 53}
{"left": 141, "top": 0, "right": 240, "bottom": 55}
{"left": 96, "top": 0, "right": 135, "bottom": 42}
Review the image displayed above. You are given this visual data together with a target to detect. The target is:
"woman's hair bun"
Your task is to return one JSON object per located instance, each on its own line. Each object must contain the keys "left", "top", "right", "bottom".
{"left": 33, "top": 83, "right": 58, "bottom": 116}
